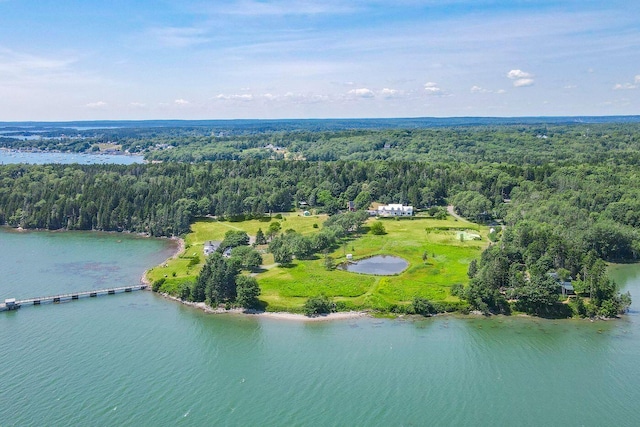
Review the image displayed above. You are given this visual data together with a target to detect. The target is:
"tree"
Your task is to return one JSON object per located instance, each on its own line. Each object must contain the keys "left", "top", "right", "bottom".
{"left": 219, "top": 230, "right": 250, "bottom": 251}
{"left": 370, "top": 220, "right": 386, "bottom": 235}
{"left": 324, "top": 254, "right": 335, "bottom": 270}
{"left": 267, "top": 221, "right": 282, "bottom": 240}
{"left": 255, "top": 228, "right": 267, "bottom": 245}
{"left": 513, "top": 274, "right": 559, "bottom": 315}
{"left": 236, "top": 275, "right": 261, "bottom": 309}
{"left": 230, "top": 246, "right": 263, "bottom": 270}
{"left": 197, "top": 252, "right": 239, "bottom": 305}
{"left": 268, "top": 234, "right": 293, "bottom": 264}
{"left": 467, "top": 259, "right": 478, "bottom": 278}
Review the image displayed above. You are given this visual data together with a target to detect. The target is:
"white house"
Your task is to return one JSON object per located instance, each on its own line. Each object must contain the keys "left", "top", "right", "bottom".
{"left": 377, "top": 204, "right": 413, "bottom": 217}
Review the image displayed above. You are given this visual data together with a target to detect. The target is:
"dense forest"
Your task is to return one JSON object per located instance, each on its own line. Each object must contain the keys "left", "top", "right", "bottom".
{"left": 1, "top": 120, "right": 639, "bottom": 317}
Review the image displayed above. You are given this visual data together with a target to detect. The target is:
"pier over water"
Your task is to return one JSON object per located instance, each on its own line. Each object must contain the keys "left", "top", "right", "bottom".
{"left": 1, "top": 285, "right": 148, "bottom": 312}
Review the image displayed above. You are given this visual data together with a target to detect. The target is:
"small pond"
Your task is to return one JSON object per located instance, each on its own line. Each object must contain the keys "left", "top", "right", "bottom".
{"left": 339, "top": 255, "right": 408, "bottom": 275}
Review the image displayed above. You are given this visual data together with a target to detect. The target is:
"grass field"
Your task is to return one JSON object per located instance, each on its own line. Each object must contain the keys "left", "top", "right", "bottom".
{"left": 146, "top": 212, "right": 490, "bottom": 313}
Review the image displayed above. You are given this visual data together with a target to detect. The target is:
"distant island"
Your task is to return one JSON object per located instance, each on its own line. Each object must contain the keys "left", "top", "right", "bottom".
{"left": 1, "top": 117, "right": 637, "bottom": 318}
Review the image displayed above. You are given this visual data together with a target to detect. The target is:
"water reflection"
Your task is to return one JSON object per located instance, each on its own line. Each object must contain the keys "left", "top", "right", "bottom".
{"left": 338, "top": 255, "right": 408, "bottom": 275}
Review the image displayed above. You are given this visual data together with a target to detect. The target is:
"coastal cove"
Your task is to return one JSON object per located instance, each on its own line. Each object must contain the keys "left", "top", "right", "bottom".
{"left": 2, "top": 229, "right": 640, "bottom": 426}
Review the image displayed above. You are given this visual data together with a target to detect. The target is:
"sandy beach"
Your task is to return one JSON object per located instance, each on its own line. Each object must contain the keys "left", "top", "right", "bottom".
{"left": 159, "top": 292, "right": 370, "bottom": 321}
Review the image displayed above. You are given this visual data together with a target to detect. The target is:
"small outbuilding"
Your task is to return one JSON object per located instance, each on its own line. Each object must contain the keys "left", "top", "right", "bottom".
{"left": 559, "top": 282, "right": 575, "bottom": 297}
{"left": 204, "top": 241, "right": 220, "bottom": 256}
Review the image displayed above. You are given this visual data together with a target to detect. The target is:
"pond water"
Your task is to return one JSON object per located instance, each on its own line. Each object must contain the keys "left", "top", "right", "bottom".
{"left": 339, "top": 255, "right": 408, "bottom": 275}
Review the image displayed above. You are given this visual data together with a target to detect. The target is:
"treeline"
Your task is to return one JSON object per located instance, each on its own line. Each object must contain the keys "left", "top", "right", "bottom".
{"left": 0, "top": 160, "right": 508, "bottom": 235}
{"left": 1, "top": 160, "right": 639, "bottom": 264}
{"left": 136, "top": 124, "right": 640, "bottom": 165}
{"left": 4, "top": 123, "right": 640, "bottom": 165}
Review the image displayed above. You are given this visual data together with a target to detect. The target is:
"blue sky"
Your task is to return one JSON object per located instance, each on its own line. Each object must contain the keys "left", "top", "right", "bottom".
{"left": 0, "top": 0, "right": 638, "bottom": 120}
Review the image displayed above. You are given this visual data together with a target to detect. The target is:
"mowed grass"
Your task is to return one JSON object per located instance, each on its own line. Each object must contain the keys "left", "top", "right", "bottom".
{"left": 146, "top": 213, "right": 328, "bottom": 294}
{"left": 147, "top": 213, "right": 490, "bottom": 312}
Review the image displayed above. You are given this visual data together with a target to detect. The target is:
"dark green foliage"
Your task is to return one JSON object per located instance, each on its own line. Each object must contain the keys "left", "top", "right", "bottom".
{"left": 268, "top": 234, "right": 294, "bottom": 264}
{"left": 303, "top": 294, "right": 336, "bottom": 316}
{"left": 235, "top": 275, "right": 261, "bottom": 309}
{"left": 324, "top": 254, "right": 334, "bottom": 271}
{"left": 230, "top": 246, "right": 263, "bottom": 270}
{"left": 219, "top": 230, "right": 250, "bottom": 252}
{"left": 196, "top": 252, "right": 240, "bottom": 305}
{"left": 512, "top": 275, "right": 560, "bottom": 315}
{"left": 410, "top": 296, "right": 437, "bottom": 316}
{"left": 255, "top": 228, "right": 267, "bottom": 245}
{"left": 450, "top": 283, "right": 464, "bottom": 297}
{"left": 178, "top": 282, "right": 192, "bottom": 301}
{"left": 152, "top": 278, "right": 166, "bottom": 292}
{"left": 467, "top": 259, "right": 478, "bottom": 278}
{"left": 451, "top": 191, "right": 492, "bottom": 222}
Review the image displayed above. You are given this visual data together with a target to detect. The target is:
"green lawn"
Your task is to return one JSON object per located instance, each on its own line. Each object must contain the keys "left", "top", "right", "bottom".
{"left": 146, "top": 213, "right": 489, "bottom": 312}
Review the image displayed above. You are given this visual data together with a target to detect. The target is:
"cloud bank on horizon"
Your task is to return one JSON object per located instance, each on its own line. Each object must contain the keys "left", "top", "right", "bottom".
{"left": 0, "top": 0, "right": 638, "bottom": 120}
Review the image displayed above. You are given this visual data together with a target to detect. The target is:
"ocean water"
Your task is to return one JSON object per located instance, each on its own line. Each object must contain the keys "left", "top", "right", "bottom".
{"left": 1, "top": 228, "right": 640, "bottom": 426}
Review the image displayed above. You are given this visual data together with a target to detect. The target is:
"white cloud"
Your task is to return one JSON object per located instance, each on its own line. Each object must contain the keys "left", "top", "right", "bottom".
{"left": 348, "top": 88, "right": 375, "bottom": 98}
{"left": 208, "top": 1, "right": 356, "bottom": 17}
{"left": 216, "top": 93, "right": 254, "bottom": 101}
{"left": 507, "top": 69, "right": 533, "bottom": 79}
{"left": 149, "top": 27, "right": 210, "bottom": 48}
{"left": 379, "top": 88, "right": 401, "bottom": 98}
{"left": 471, "top": 86, "right": 506, "bottom": 94}
{"left": 513, "top": 78, "right": 535, "bottom": 87}
{"left": 424, "top": 82, "right": 442, "bottom": 94}
{"left": 174, "top": 99, "right": 190, "bottom": 105}
{"left": 85, "top": 101, "right": 107, "bottom": 108}
{"left": 129, "top": 102, "right": 146, "bottom": 107}
{"left": 614, "top": 75, "right": 639, "bottom": 90}
{"left": 507, "top": 69, "right": 535, "bottom": 87}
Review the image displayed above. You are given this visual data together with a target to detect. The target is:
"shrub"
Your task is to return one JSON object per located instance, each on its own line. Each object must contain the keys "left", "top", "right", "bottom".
{"left": 152, "top": 278, "right": 166, "bottom": 292}
{"left": 450, "top": 283, "right": 464, "bottom": 297}
{"left": 187, "top": 255, "right": 200, "bottom": 268}
{"left": 370, "top": 221, "right": 386, "bottom": 235}
{"left": 410, "top": 296, "right": 437, "bottom": 316}
{"left": 303, "top": 294, "right": 336, "bottom": 316}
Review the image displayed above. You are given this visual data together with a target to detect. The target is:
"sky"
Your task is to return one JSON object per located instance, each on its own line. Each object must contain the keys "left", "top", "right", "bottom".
{"left": 0, "top": 0, "right": 638, "bottom": 120}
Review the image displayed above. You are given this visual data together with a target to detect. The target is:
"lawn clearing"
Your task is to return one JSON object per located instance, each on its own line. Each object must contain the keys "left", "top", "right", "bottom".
{"left": 147, "top": 213, "right": 490, "bottom": 312}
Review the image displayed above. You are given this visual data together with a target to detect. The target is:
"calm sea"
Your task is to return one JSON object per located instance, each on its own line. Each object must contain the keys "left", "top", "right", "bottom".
{"left": 1, "top": 228, "right": 640, "bottom": 426}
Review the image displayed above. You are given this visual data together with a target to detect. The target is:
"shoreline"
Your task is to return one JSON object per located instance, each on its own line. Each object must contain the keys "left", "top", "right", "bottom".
{"left": 140, "top": 236, "right": 185, "bottom": 285}
{"left": 143, "top": 236, "right": 369, "bottom": 322}
{"left": 158, "top": 292, "right": 370, "bottom": 322}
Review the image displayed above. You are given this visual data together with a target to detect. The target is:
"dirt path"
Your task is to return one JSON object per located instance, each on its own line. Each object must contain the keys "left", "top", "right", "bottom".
{"left": 447, "top": 205, "right": 469, "bottom": 222}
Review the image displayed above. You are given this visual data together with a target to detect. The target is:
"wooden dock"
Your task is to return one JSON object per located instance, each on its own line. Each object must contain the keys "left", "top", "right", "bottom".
{"left": 1, "top": 285, "right": 148, "bottom": 311}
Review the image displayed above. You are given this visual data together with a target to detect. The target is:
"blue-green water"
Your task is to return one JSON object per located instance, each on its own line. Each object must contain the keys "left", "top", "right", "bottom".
{"left": 1, "top": 229, "right": 640, "bottom": 426}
